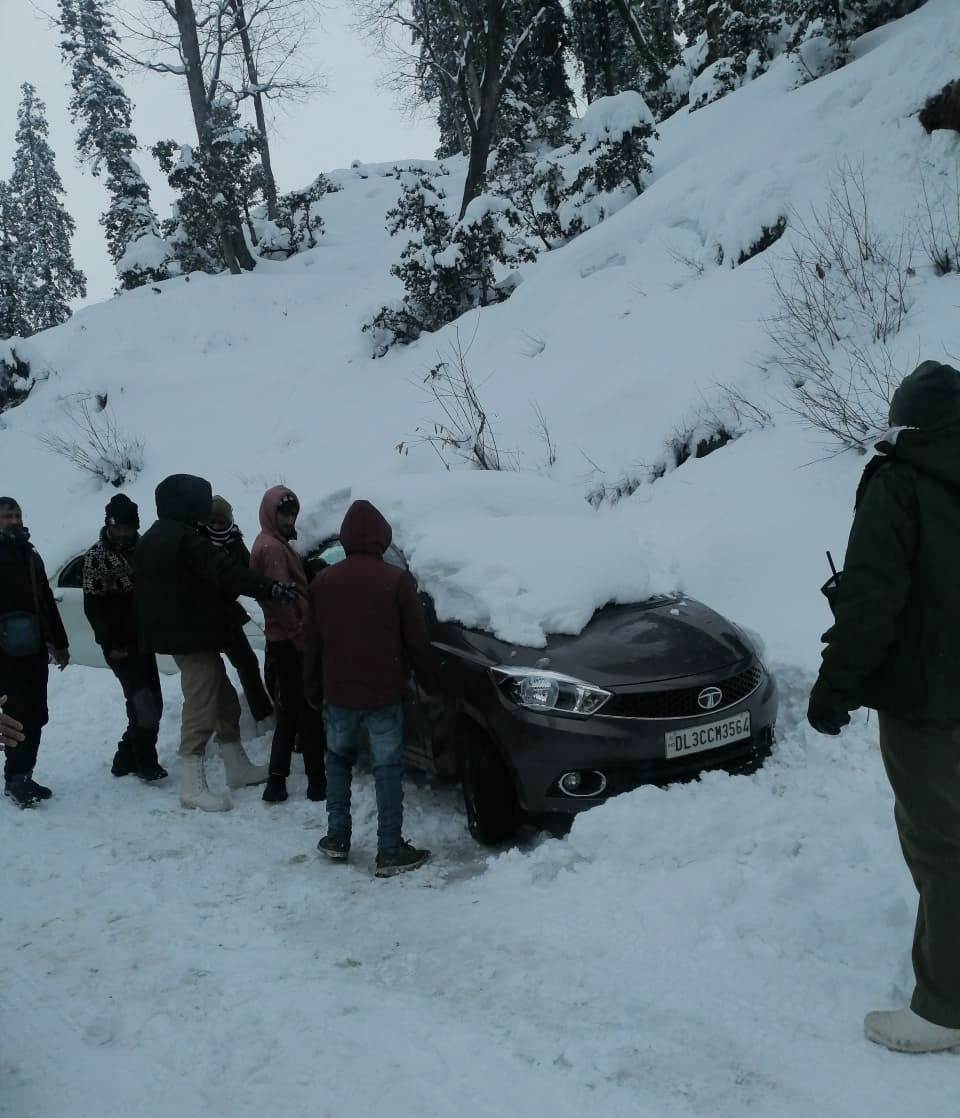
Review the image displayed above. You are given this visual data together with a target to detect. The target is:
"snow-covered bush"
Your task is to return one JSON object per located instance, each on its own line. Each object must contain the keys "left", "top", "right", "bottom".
{"left": 366, "top": 169, "right": 534, "bottom": 355}
{"left": 490, "top": 92, "right": 656, "bottom": 251}
{"left": 255, "top": 175, "right": 340, "bottom": 259}
{"left": 917, "top": 170, "right": 960, "bottom": 277}
{"left": 919, "top": 79, "right": 960, "bottom": 136}
{"left": 768, "top": 164, "right": 914, "bottom": 450}
{"left": 784, "top": 0, "right": 925, "bottom": 80}
{"left": 687, "top": 2, "right": 781, "bottom": 112}
{"left": 0, "top": 342, "right": 37, "bottom": 414}
{"left": 40, "top": 394, "right": 144, "bottom": 487}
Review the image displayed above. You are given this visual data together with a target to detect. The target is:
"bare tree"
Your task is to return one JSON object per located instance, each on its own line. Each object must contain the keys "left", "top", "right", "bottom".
{"left": 357, "top": 0, "right": 548, "bottom": 218}
{"left": 116, "top": 0, "right": 322, "bottom": 261}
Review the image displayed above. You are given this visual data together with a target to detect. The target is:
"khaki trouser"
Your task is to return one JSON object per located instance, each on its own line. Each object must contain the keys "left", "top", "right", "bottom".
{"left": 879, "top": 713, "right": 960, "bottom": 1029}
{"left": 173, "top": 652, "right": 242, "bottom": 758}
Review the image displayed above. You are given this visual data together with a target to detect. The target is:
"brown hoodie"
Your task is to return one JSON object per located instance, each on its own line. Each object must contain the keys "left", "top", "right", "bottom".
{"left": 303, "top": 499, "right": 435, "bottom": 709}
{"left": 250, "top": 486, "right": 309, "bottom": 647}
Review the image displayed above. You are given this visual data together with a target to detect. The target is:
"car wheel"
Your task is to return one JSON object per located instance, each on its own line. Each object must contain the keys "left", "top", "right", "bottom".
{"left": 460, "top": 721, "right": 521, "bottom": 846}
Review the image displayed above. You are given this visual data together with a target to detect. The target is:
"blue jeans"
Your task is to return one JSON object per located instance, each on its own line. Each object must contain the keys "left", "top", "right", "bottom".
{"left": 324, "top": 704, "right": 404, "bottom": 853}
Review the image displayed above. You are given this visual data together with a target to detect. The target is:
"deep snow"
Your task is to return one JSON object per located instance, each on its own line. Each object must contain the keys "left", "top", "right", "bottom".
{"left": 3, "top": 1, "right": 960, "bottom": 1114}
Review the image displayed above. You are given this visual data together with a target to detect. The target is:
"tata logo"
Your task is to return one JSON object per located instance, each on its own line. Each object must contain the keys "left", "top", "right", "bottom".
{"left": 697, "top": 686, "right": 723, "bottom": 711}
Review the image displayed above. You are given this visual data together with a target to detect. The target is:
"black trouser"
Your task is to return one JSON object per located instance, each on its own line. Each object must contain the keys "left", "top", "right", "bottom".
{"left": 267, "top": 640, "right": 325, "bottom": 781}
{"left": 1, "top": 651, "right": 49, "bottom": 781}
{"left": 108, "top": 653, "right": 163, "bottom": 771}
{"left": 879, "top": 713, "right": 960, "bottom": 1029}
{"left": 223, "top": 626, "right": 273, "bottom": 722}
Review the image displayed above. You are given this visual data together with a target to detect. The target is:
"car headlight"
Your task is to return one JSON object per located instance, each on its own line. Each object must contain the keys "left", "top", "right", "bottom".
{"left": 490, "top": 667, "right": 611, "bottom": 716}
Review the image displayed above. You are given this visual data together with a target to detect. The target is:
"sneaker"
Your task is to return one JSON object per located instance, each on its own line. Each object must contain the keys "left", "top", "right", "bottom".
{"left": 111, "top": 750, "right": 137, "bottom": 777}
{"left": 375, "top": 840, "right": 430, "bottom": 878}
{"left": 316, "top": 834, "right": 350, "bottom": 861}
{"left": 136, "top": 762, "right": 168, "bottom": 783}
{"left": 24, "top": 778, "right": 52, "bottom": 800}
{"left": 5, "top": 776, "right": 39, "bottom": 809}
{"left": 262, "top": 777, "right": 288, "bottom": 803}
{"left": 306, "top": 777, "right": 327, "bottom": 803}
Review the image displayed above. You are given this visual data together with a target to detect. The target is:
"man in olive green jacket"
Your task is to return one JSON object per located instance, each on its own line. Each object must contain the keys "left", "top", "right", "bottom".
{"left": 808, "top": 361, "right": 960, "bottom": 1054}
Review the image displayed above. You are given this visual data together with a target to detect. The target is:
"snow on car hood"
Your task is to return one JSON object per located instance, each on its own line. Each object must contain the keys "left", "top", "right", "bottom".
{"left": 299, "top": 472, "right": 673, "bottom": 648}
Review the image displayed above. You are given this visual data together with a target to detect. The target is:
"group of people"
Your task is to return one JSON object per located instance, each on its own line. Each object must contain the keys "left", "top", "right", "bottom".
{"left": 0, "top": 477, "right": 435, "bottom": 878}
{"left": 2, "top": 358, "right": 960, "bottom": 1041}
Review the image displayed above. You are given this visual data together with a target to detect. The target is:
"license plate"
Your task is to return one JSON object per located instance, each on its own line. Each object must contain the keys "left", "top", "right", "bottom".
{"left": 665, "top": 712, "right": 752, "bottom": 759}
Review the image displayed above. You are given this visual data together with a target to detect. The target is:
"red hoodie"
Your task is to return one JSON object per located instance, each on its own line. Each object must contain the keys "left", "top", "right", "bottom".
{"left": 250, "top": 486, "right": 309, "bottom": 647}
{"left": 303, "top": 500, "right": 435, "bottom": 709}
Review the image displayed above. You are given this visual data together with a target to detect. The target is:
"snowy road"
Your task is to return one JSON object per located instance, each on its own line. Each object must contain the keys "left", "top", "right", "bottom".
{"left": 1, "top": 664, "right": 956, "bottom": 1118}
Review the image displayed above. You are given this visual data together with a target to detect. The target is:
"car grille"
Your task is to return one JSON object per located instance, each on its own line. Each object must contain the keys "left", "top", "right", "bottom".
{"left": 601, "top": 664, "right": 765, "bottom": 720}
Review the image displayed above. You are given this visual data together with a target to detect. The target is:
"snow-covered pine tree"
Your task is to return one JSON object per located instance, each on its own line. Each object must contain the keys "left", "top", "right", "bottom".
{"left": 780, "top": 0, "right": 924, "bottom": 74}
{"left": 684, "top": 1, "right": 780, "bottom": 110}
{"left": 606, "top": 0, "right": 682, "bottom": 119}
{"left": 0, "top": 181, "right": 27, "bottom": 340}
{"left": 59, "top": 0, "right": 172, "bottom": 291}
{"left": 366, "top": 167, "right": 533, "bottom": 353}
{"left": 153, "top": 99, "right": 261, "bottom": 275}
{"left": 8, "top": 84, "right": 86, "bottom": 334}
{"left": 506, "top": 0, "right": 574, "bottom": 146}
{"left": 410, "top": 1, "right": 470, "bottom": 158}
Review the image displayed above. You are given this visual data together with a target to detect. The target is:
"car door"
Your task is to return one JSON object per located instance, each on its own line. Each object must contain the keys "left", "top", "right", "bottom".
{"left": 52, "top": 553, "right": 102, "bottom": 669}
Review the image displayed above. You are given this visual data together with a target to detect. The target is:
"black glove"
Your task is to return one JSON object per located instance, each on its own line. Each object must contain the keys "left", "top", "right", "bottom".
{"left": 807, "top": 694, "right": 851, "bottom": 736}
{"left": 271, "top": 581, "right": 302, "bottom": 603}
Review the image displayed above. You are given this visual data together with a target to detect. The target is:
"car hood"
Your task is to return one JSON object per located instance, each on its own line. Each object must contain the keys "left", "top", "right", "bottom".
{"left": 445, "top": 598, "right": 756, "bottom": 688}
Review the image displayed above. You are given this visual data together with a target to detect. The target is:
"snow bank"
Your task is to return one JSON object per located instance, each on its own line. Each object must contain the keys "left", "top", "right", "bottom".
{"left": 300, "top": 472, "right": 670, "bottom": 646}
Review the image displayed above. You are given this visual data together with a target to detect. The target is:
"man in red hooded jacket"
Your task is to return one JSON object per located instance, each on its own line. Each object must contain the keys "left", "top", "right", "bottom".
{"left": 250, "top": 487, "right": 326, "bottom": 803}
{"left": 304, "top": 499, "right": 435, "bottom": 877}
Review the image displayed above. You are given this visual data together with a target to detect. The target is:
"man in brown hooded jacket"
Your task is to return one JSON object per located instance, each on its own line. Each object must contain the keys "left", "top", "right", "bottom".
{"left": 304, "top": 499, "right": 435, "bottom": 877}
{"left": 251, "top": 486, "right": 325, "bottom": 802}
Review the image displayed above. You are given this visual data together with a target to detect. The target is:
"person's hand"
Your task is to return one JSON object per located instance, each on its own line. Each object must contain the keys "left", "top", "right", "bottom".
{"left": 109, "top": 649, "right": 130, "bottom": 662}
{"left": 0, "top": 698, "right": 24, "bottom": 749}
{"left": 271, "top": 581, "right": 302, "bottom": 603}
{"left": 807, "top": 695, "right": 851, "bottom": 736}
{"left": 53, "top": 648, "right": 70, "bottom": 671}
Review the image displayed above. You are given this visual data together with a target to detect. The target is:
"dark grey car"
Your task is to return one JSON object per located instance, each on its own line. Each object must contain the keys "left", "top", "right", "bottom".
{"left": 309, "top": 536, "right": 778, "bottom": 846}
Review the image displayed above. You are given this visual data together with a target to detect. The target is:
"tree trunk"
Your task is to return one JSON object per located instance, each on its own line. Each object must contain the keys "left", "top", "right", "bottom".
{"left": 458, "top": 1, "right": 509, "bottom": 219}
{"left": 174, "top": 0, "right": 255, "bottom": 273}
{"left": 229, "top": 0, "right": 279, "bottom": 220}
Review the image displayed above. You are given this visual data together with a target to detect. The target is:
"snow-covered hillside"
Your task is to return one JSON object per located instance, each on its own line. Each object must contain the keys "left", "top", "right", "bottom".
{"left": 2, "top": 2, "right": 960, "bottom": 1114}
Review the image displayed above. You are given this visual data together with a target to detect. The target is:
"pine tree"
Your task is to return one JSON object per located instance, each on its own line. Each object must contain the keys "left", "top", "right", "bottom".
{"left": 8, "top": 84, "right": 86, "bottom": 334}
{"left": 604, "top": 0, "right": 682, "bottom": 119}
{"left": 570, "top": 0, "right": 645, "bottom": 103}
{"left": 0, "top": 181, "right": 27, "bottom": 339}
{"left": 684, "top": 1, "right": 779, "bottom": 109}
{"left": 509, "top": 0, "right": 574, "bottom": 144}
{"left": 59, "top": 0, "right": 171, "bottom": 290}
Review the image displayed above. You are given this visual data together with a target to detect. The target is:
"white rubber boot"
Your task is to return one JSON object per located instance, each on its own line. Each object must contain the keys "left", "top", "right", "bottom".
{"left": 864, "top": 1008, "right": 960, "bottom": 1053}
{"left": 179, "top": 754, "right": 231, "bottom": 812}
{"left": 219, "top": 740, "right": 269, "bottom": 789}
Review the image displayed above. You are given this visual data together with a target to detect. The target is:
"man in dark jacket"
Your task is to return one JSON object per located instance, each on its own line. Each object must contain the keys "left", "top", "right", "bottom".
{"left": 808, "top": 360, "right": 960, "bottom": 1054}
{"left": 305, "top": 499, "right": 435, "bottom": 877}
{"left": 136, "top": 474, "right": 298, "bottom": 812}
{"left": 83, "top": 494, "right": 166, "bottom": 782}
{"left": 0, "top": 497, "right": 69, "bottom": 808}
{"left": 200, "top": 495, "right": 273, "bottom": 724}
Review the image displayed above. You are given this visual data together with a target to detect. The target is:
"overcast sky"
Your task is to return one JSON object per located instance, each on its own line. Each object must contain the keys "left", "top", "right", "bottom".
{"left": 0, "top": 0, "right": 439, "bottom": 303}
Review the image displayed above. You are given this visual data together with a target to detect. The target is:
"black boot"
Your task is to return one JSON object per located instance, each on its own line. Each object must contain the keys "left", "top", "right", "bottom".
{"left": 24, "top": 776, "right": 52, "bottom": 800}
{"left": 111, "top": 748, "right": 137, "bottom": 777}
{"left": 306, "top": 777, "right": 327, "bottom": 802}
{"left": 136, "top": 762, "right": 168, "bottom": 782}
{"left": 132, "top": 739, "right": 167, "bottom": 783}
{"left": 262, "top": 776, "right": 288, "bottom": 803}
{"left": 5, "top": 775, "right": 39, "bottom": 809}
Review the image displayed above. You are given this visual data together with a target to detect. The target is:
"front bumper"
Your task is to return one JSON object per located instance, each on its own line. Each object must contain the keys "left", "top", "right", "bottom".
{"left": 487, "top": 667, "right": 778, "bottom": 817}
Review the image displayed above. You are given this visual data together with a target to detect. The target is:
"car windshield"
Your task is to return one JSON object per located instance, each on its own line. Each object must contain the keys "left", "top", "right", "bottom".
{"left": 313, "top": 539, "right": 407, "bottom": 571}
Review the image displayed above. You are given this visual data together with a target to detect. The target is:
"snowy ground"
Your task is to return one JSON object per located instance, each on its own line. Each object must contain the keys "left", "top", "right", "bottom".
{"left": 2, "top": 663, "right": 957, "bottom": 1118}
{"left": 3, "top": 0, "right": 960, "bottom": 1112}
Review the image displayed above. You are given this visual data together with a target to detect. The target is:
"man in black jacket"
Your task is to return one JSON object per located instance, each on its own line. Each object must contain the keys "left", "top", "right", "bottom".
{"left": 83, "top": 494, "right": 166, "bottom": 783}
{"left": 0, "top": 497, "right": 69, "bottom": 808}
{"left": 135, "top": 475, "right": 298, "bottom": 812}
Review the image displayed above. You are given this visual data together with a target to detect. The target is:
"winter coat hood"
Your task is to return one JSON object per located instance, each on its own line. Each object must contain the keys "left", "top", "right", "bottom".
{"left": 889, "top": 361, "right": 960, "bottom": 429}
{"left": 340, "top": 500, "right": 392, "bottom": 557}
{"left": 259, "top": 486, "right": 300, "bottom": 541}
{"left": 155, "top": 474, "right": 213, "bottom": 525}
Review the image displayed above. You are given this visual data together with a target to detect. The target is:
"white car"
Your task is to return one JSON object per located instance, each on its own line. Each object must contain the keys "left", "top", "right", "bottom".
{"left": 52, "top": 551, "right": 267, "bottom": 674}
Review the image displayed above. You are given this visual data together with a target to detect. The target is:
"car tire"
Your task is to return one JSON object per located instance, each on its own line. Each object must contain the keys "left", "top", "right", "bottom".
{"left": 460, "top": 722, "right": 522, "bottom": 846}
